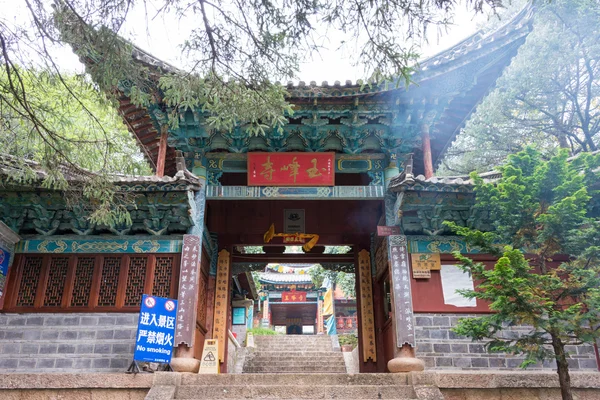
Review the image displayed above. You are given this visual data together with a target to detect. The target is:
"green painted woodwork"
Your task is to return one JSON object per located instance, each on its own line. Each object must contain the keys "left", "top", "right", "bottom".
{"left": 14, "top": 237, "right": 182, "bottom": 253}
{"left": 0, "top": 189, "right": 195, "bottom": 237}
{"left": 406, "top": 235, "right": 480, "bottom": 254}
{"left": 203, "top": 153, "right": 387, "bottom": 186}
{"left": 206, "top": 185, "right": 385, "bottom": 200}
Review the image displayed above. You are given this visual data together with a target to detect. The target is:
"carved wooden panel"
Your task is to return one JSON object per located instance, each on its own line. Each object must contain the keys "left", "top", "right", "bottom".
{"left": 97, "top": 257, "right": 121, "bottom": 307}
{"left": 124, "top": 256, "right": 148, "bottom": 306}
{"left": 16, "top": 256, "right": 43, "bottom": 306}
{"left": 43, "top": 257, "right": 69, "bottom": 307}
{"left": 8, "top": 253, "right": 178, "bottom": 311}
{"left": 153, "top": 256, "right": 174, "bottom": 298}
{"left": 70, "top": 257, "right": 95, "bottom": 307}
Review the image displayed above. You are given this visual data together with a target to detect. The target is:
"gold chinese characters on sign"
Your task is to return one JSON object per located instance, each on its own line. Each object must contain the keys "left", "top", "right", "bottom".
{"left": 410, "top": 253, "right": 441, "bottom": 279}
{"left": 358, "top": 249, "right": 377, "bottom": 362}
{"left": 248, "top": 152, "right": 335, "bottom": 186}
{"left": 263, "top": 223, "right": 320, "bottom": 252}
{"left": 213, "top": 250, "right": 230, "bottom": 363}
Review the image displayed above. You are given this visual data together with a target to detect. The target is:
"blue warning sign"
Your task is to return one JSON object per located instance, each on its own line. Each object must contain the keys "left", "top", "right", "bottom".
{"left": 133, "top": 294, "right": 178, "bottom": 363}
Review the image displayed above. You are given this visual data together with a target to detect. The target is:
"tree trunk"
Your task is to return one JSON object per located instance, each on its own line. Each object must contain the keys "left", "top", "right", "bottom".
{"left": 551, "top": 334, "right": 573, "bottom": 400}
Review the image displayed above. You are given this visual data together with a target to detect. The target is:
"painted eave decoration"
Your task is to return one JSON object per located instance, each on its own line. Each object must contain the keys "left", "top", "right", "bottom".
{"left": 0, "top": 154, "right": 202, "bottom": 237}
{"left": 94, "top": 5, "right": 533, "bottom": 176}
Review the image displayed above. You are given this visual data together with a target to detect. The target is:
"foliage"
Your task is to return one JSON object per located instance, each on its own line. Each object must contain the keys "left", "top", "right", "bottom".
{"left": 251, "top": 271, "right": 263, "bottom": 293}
{"left": 1, "top": 0, "right": 501, "bottom": 191}
{"left": 338, "top": 333, "right": 358, "bottom": 348}
{"left": 336, "top": 272, "right": 356, "bottom": 299}
{"left": 308, "top": 264, "right": 337, "bottom": 290}
{"left": 0, "top": 70, "right": 150, "bottom": 175}
{"left": 247, "top": 327, "right": 280, "bottom": 336}
{"left": 440, "top": 0, "right": 600, "bottom": 174}
{"left": 308, "top": 264, "right": 356, "bottom": 298}
{"left": 0, "top": 68, "right": 150, "bottom": 226}
{"left": 445, "top": 148, "right": 600, "bottom": 400}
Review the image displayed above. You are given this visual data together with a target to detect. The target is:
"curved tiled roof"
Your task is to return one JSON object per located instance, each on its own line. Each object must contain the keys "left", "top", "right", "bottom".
{"left": 388, "top": 169, "right": 501, "bottom": 192}
{"left": 0, "top": 153, "right": 202, "bottom": 191}
{"left": 106, "top": 5, "right": 534, "bottom": 174}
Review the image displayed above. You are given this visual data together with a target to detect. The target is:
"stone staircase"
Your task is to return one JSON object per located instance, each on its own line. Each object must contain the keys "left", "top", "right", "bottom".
{"left": 243, "top": 335, "right": 346, "bottom": 374}
{"left": 146, "top": 372, "right": 437, "bottom": 399}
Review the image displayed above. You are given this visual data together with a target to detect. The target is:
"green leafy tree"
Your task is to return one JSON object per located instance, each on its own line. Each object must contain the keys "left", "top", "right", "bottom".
{"left": 308, "top": 264, "right": 356, "bottom": 298}
{"left": 1, "top": 0, "right": 500, "bottom": 184}
{"left": 441, "top": 0, "right": 600, "bottom": 174}
{"left": 446, "top": 148, "right": 600, "bottom": 400}
{"left": 0, "top": 69, "right": 150, "bottom": 225}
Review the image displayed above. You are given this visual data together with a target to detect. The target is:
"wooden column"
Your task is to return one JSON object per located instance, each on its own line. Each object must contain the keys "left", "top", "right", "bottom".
{"left": 421, "top": 123, "right": 434, "bottom": 179}
{"left": 213, "top": 249, "right": 231, "bottom": 369}
{"left": 356, "top": 248, "right": 377, "bottom": 372}
{"left": 156, "top": 125, "right": 168, "bottom": 177}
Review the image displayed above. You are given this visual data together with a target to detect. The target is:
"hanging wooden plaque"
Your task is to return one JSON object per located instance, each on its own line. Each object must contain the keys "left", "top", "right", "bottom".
{"left": 212, "top": 249, "right": 230, "bottom": 363}
{"left": 358, "top": 249, "right": 377, "bottom": 362}
{"left": 411, "top": 253, "right": 441, "bottom": 276}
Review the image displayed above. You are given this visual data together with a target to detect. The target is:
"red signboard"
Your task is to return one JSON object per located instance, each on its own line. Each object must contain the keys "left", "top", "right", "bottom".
{"left": 377, "top": 226, "right": 401, "bottom": 236}
{"left": 248, "top": 152, "right": 335, "bottom": 186}
{"left": 282, "top": 291, "right": 307, "bottom": 302}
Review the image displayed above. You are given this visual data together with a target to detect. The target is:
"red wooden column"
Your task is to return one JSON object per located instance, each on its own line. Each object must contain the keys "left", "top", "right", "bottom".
{"left": 421, "top": 123, "right": 434, "bottom": 180}
{"left": 156, "top": 125, "right": 168, "bottom": 177}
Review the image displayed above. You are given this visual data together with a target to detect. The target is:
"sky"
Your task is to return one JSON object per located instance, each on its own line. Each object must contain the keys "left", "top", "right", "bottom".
{"left": 1, "top": 0, "right": 493, "bottom": 83}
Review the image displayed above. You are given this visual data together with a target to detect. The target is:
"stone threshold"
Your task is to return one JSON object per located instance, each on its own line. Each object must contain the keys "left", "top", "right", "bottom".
{"left": 0, "top": 372, "right": 153, "bottom": 390}
{"left": 0, "top": 371, "right": 598, "bottom": 390}
{"left": 412, "top": 370, "right": 600, "bottom": 389}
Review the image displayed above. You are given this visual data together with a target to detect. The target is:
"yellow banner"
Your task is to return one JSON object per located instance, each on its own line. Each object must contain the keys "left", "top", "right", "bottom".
{"left": 322, "top": 287, "right": 334, "bottom": 316}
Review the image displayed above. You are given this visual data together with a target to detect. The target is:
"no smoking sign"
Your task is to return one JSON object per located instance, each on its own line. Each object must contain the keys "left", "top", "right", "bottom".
{"left": 165, "top": 300, "right": 176, "bottom": 312}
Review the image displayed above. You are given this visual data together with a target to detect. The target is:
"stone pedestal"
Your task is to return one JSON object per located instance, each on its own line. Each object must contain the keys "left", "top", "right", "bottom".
{"left": 171, "top": 345, "right": 200, "bottom": 373}
{"left": 388, "top": 344, "right": 425, "bottom": 373}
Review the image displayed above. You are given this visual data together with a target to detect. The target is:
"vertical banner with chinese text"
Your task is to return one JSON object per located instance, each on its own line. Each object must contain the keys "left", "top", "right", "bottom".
{"left": 213, "top": 249, "right": 230, "bottom": 363}
{"left": 248, "top": 152, "right": 334, "bottom": 186}
{"left": 358, "top": 249, "right": 377, "bottom": 361}
{"left": 388, "top": 235, "right": 416, "bottom": 347}
{"left": 175, "top": 235, "right": 201, "bottom": 347}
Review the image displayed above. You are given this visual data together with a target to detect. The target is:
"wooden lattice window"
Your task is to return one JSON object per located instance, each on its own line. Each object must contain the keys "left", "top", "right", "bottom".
{"left": 43, "top": 257, "right": 69, "bottom": 307}
{"left": 5, "top": 253, "right": 179, "bottom": 312}
{"left": 97, "top": 257, "right": 121, "bottom": 307}
{"left": 124, "top": 256, "right": 148, "bottom": 307}
{"left": 153, "top": 256, "right": 175, "bottom": 298}
{"left": 16, "top": 256, "right": 43, "bottom": 307}
{"left": 70, "top": 257, "right": 95, "bottom": 307}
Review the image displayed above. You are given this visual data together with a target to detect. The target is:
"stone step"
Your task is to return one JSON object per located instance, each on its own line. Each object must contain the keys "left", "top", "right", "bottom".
{"left": 175, "top": 385, "right": 415, "bottom": 399}
{"left": 253, "top": 337, "right": 332, "bottom": 342}
{"left": 250, "top": 351, "right": 342, "bottom": 358}
{"left": 254, "top": 344, "right": 333, "bottom": 348}
{"left": 254, "top": 335, "right": 331, "bottom": 341}
{"left": 244, "top": 360, "right": 345, "bottom": 367}
{"left": 254, "top": 348, "right": 334, "bottom": 353}
{"left": 179, "top": 373, "right": 410, "bottom": 387}
{"left": 253, "top": 339, "right": 332, "bottom": 343}
{"left": 247, "top": 356, "right": 345, "bottom": 363}
{"left": 242, "top": 367, "right": 347, "bottom": 373}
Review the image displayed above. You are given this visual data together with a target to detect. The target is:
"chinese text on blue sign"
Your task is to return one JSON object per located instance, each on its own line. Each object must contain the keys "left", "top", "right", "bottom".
{"left": 133, "top": 294, "right": 178, "bottom": 363}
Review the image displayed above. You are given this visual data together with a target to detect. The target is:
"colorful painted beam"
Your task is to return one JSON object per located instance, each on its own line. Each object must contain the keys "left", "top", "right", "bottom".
{"left": 14, "top": 237, "right": 183, "bottom": 254}
{"left": 206, "top": 185, "right": 385, "bottom": 200}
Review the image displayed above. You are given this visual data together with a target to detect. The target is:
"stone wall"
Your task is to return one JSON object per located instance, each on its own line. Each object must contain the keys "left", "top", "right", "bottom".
{"left": 0, "top": 313, "right": 137, "bottom": 372}
{"left": 415, "top": 313, "right": 598, "bottom": 370}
